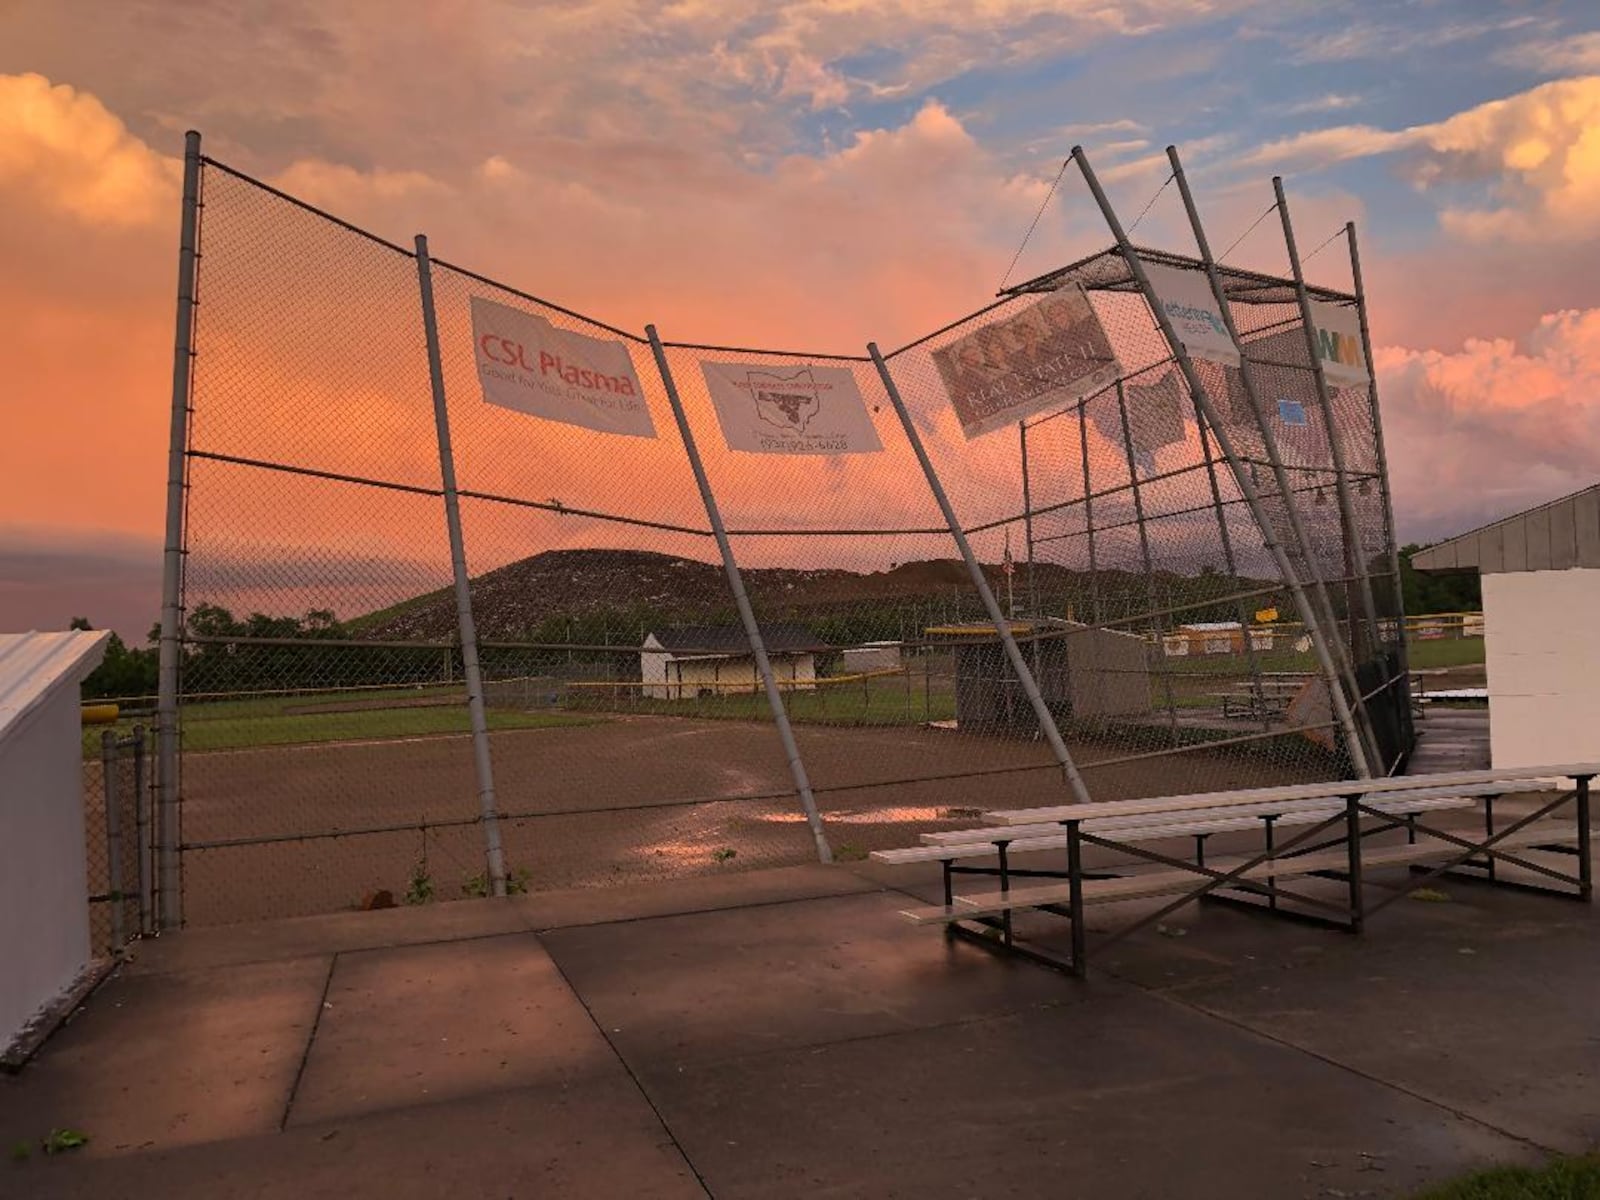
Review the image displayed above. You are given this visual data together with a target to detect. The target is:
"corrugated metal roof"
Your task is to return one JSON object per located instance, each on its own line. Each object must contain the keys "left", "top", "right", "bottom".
{"left": 645, "top": 624, "right": 829, "bottom": 656}
{"left": 1412, "top": 483, "right": 1600, "bottom": 574}
{"left": 0, "top": 631, "right": 110, "bottom": 745}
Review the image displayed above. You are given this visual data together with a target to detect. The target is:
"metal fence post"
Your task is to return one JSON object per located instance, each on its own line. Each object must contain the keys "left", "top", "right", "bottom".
{"left": 414, "top": 235, "right": 508, "bottom": 897}
{"left": 1074, "top": 145, "right": 1371, "bottom": 777}
{"left": 100, "top": 731, "right": 126, "bottom": 953}
{"left": 1345, "top": 223, "right": 1414, "bottom": 686}
{"left": 156, "top": 129, "right": 203, "bottom": 931}
{"left": 644, "top": 326, "right": 833, "bottom": 863}
{"left": 1163, "top": 150, "right": 1378, "bottom": 772}
{"left": 1273, "top": 179, "right": 1383, "bottom": 666}
{"left": 132, "top": 725, "right": 152, "bottom": 936}
{"left": 1113, "top": 381, "right": 1179, "bottom": 739}
{"left": 867, "top": 343, "right": 1095, "bottom": 806}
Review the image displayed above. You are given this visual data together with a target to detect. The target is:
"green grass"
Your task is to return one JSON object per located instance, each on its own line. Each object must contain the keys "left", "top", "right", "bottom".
{"left": 1411, "top": 1155, "right": 1600, "bottom": 1198}
{"left": 1408, "top": 636, "right": 1486, "bottom": 669}
{"left": 568, "top": 673, "right": 958, "bottom": 726}
{"left": 84, "top": 685, "right": 601, "bottom": 757}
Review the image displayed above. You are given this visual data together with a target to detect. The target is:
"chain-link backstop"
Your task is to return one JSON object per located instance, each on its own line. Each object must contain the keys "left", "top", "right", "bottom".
{"left": 147, "top": 137, "right": 1412, "bottom": 927}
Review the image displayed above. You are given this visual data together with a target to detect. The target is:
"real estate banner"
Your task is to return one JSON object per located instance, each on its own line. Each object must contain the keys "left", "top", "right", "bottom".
{"left": 932, "top": 285, "right": 1121, "bottom": 439}
{"left": 470, "top": 296, "right": 656, "bottom": 438}
{"left": 698, "top": 362, "right": 883, "bottom": 454}
{"left": 1307, "top": 298, "right": 1370, "bottom": 387}
{"left": 1142, "top": 259, "right": 1241, "bottom": 367}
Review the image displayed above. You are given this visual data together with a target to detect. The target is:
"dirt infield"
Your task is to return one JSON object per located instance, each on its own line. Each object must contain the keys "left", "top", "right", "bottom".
{"left": 172, "top": 715, "right": 1332, "bottom": 926}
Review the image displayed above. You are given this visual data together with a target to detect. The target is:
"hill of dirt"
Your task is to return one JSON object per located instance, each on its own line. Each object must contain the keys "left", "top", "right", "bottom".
{"left": 355, "top": 547, "right": 1142, "bottom": 643}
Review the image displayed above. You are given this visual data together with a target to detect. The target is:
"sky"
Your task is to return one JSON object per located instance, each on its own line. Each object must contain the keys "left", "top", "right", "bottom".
{"left": 2, "top": 0, "right": 1599, "bottom": 640}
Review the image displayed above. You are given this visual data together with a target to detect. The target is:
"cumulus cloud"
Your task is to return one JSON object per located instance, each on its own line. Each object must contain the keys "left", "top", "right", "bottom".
{"left": 1378, "top": 308, "right": 1600, "bottom": 540}
{"left": 0, "top": 72, "right": 179, "bottom": 225}
{"left": 1241, "top": 75, "right": 1600, "bottom": 243}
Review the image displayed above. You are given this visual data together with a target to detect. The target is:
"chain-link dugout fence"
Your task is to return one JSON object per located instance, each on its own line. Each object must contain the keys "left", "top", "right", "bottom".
{"left": 149, "top": 140, "right": 1412, "bottom": 927}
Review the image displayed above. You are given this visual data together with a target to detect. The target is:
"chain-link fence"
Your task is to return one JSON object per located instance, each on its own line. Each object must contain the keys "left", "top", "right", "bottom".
{"left": 148, "top": 146, "right": 1413, "bottom": 927}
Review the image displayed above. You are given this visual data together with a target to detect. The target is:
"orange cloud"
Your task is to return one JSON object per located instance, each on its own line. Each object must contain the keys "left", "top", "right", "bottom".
{"left": 0, "top": 72, "right": 179, "bottom": 226}
{"left": 1377, "top": 307, "right": 1600, "bottom": 539}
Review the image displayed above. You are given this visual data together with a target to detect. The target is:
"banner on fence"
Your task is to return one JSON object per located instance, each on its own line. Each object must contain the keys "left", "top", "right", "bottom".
{"left": 1308, "top": 298, "right": 1370, "bottom": 386}
{"left": 698, "top": 362, "right": 883, "bottom": 454}
{"left": 471, "top": 297, "right": 656, "bottom": 438}
{"left": 933, "top": 285, "right": 1120, "bottom": 439}
{"left": 1142, "top": 260, "right": 1241, "bottom": 367}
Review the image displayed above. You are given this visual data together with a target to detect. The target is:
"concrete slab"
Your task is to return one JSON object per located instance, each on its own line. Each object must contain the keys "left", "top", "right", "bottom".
{"left": 1162, "top": 896, "right": 1600, "bottom": 1154}
{"left": 286, "top": 934, "right": 617, "bottom": 1126}
{"left": 126, "top": 897, "right": 534, "bottom": 978}
{"left": 514, "top": 862, "right": 879, "bottom": 932}
{"left": 0, "top": 957, "right": 327, "bottom": 1156}
{"left": 9, "top": 1075, "right": 705, "bottom": 1200}
{"left": 540, "top": 891, "right": 1083, "bottom": 1077}
{"left": 645, "top": 995, "right": 1534, "bottom": 1200}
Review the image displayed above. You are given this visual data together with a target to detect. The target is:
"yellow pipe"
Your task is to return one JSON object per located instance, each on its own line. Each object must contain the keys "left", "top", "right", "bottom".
{"left": 81, "top": 704, "right": 120, "bottom": 725}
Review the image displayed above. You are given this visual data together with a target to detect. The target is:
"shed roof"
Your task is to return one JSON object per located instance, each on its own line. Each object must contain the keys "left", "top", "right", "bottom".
{"left": 1411, "top": 483, "right": 1600, "bottom": 575}
{"left": 0, "top": 631, "right": 110, "bottom": 745}
{"left": 646, "top": 624, "right": 829, "bottom": 656}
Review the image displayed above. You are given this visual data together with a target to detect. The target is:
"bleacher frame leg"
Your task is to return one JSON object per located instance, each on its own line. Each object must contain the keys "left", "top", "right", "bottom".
{"left": 1066, "top": 820, "right": 1086, "bottom": 977}
{"left": 1345, "top": 794, "right": 1365, "bottom": 933}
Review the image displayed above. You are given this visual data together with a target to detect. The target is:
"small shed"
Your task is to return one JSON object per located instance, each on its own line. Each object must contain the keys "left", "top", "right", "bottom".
{"left": 928, "top": 619, "right": 1150, "bottom": 735}
{"left": 640, "top": 624, "right": 828, "bottom": 700}
{"left": 1, "top": 630, "right": 109, "bottom": 1060}
{"left": 841, "top": 641, "right": 902, "bottom": 674}
{"left": 1412, "top": 483, "right": 1600, "bottom": 768}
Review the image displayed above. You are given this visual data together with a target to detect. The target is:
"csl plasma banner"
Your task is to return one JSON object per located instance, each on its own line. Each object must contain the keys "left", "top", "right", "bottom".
{"left": 470, "top": 296, "right": 656, "bottom": 438}
{"left": 932, "top": 285, "right": 1120, "bottom": 439}
{"left": 698, "top": 361, "right": 883, "bottom": 454}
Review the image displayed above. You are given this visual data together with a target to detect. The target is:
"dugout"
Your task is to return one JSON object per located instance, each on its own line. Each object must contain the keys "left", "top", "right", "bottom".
{"left": 927, "top": 619, "right": 1151, "bottom": 736}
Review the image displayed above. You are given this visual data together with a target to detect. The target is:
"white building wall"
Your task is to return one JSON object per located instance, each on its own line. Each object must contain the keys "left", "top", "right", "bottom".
{"left": 0, "top": 687, "right": 92, "bottom": 1051}
{"left": 640, "top": 635, "right": 670, "bottom": 700}
{"left": 1484, "top": 568, "right": 1600, "bottom": 768}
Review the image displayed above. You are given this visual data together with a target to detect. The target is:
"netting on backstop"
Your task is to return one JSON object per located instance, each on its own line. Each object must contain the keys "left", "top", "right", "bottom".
{"left": 154, "top": 150, "right": 1411, "bottom": 926}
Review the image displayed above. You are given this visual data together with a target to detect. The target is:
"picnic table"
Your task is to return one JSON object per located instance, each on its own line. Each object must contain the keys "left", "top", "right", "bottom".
{"left": 871, "top": 764, "right": 1596, "bottom": 976}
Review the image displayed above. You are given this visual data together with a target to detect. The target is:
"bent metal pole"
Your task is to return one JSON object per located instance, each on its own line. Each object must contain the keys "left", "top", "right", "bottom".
{"left": 867, "top": 343, "right": 1094, "bottom": 806}
{"left": 1273, "top": 178, "right": 1383, "bottom": 667}
{"left": 156, "top": 129, "right": 203, "bottom": 930}
{"left": 1345, "top": 222, "right": 1411, "bottom": 685}
{"left": 1071, "top": 144, "right": 1371, "bottom": 777}
{"left": 645, "top": 326, "right": 833, "bottom": 863}
{"left": 1164, "top": 147, "right": 1378, "bottom": 775}
{"left": 415, "top": 235, "right": 508, "bottom": 897}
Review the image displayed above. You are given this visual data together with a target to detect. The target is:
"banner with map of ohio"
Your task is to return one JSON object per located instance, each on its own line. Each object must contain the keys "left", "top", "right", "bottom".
{"left": 932, "top": 285, "right": 1121, "bottom": 439}
{"left": 698, "top": 361, "right": 883, "bottom": 454}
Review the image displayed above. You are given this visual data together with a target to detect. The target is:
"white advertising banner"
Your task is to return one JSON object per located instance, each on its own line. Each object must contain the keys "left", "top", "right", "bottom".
{"left": 470, "top": 296, "right": 656, "bottom": 438}
{"left": 1142, "top": 259, "right": 1240, "bottom": 367}
{"left": 1307, "top": 298, "right": 1371, "bottom": 387}
{"left": 698, "top": 362, "right": 883, "bottom": 454}
{"left": 931, "top": 285, "right": 1121, "bottom": 439}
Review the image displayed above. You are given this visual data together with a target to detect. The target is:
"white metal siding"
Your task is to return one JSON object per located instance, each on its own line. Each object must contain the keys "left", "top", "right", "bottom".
{"left": 1484, "top": 568, "right": 1600, "bottom": 768}
{"left": 0, "top": 687, "right": 92, "bottom": 1050}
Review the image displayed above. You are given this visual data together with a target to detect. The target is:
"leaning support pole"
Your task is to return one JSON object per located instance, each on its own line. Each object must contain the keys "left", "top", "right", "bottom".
{"left": 646, "top": 326, "right": 833, "bottom": 863}
{"left": 1346, "top": 223, "right": 1414, "bottom": 716}
{"left": 867, "top": 343, "right": 1094, "bottom": 806}
{"left": 414, "top": 235, "right": 507, "bottom": 897}
{"left": 156, "top": 129, "right": 203, "bottom": 931}
{"left": 1075, "top": 144, "right": 1371, "bottom": 777}
{"left": 1113, "top": 382, "right": 1179, "bottom": 740}
{"left": 1273, "top": 179, "right": 1383, "bottom": 667}
{"left": 1164, "top": 149, "right": 1378, "bottom": 774}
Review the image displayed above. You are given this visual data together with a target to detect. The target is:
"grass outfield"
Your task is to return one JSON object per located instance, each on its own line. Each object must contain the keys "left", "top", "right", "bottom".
{"left": 1408, "top": 636, "right": 1486, "bottom": 669}
{"left": 1412, "top": 1155, "right": 1600, "bottom": 1198}
{"left": 84, "top": 685, "right": 601, "bottom": 757}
